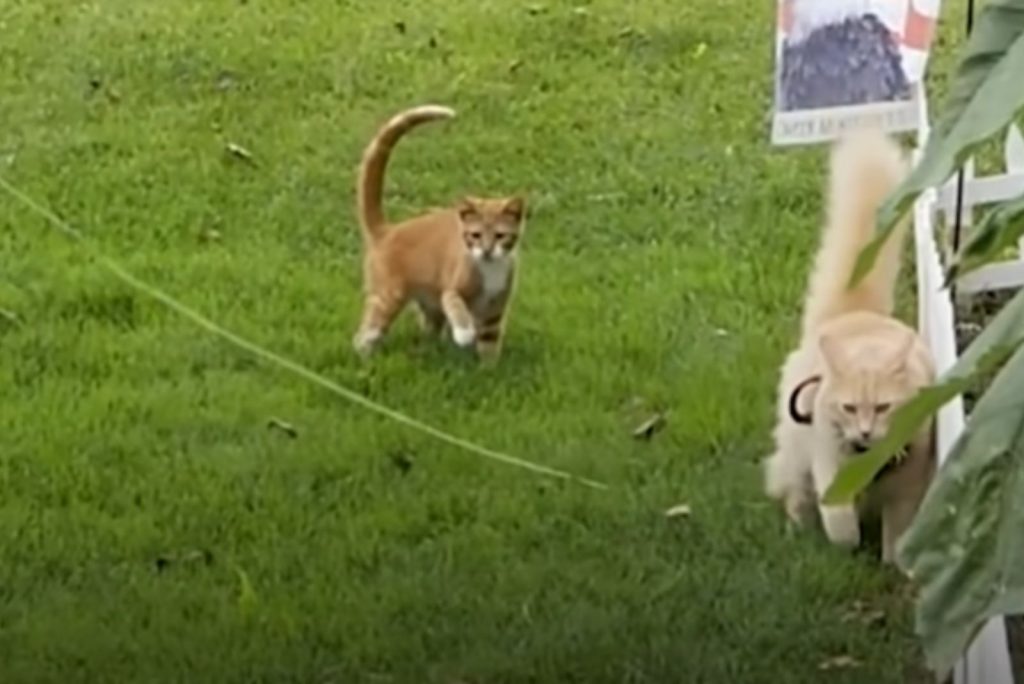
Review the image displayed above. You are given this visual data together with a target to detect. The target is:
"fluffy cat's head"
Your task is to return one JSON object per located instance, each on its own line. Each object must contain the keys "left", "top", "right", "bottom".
{"left": 457, "top": 196, "right": 526, "bottom": 263}
{"left": 816, "top": 328, "right": 923, "bottom": 452}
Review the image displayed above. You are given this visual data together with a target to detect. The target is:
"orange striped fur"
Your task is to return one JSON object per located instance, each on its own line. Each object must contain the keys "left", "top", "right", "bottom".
{"left": 351, "top": 105, "right": 527, "bottom": 363}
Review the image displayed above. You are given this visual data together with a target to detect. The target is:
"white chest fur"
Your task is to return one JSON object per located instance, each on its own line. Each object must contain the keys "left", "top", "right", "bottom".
{"left": 476, "top": 257, "right": 513, "bottom": 300}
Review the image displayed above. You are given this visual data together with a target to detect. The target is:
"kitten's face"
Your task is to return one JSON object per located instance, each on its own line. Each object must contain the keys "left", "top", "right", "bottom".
{"left": 818, "top": 331, "right": 917, "bottom": 452}
{"left": 457, "top": 196, "right": 525, "bottom": 263}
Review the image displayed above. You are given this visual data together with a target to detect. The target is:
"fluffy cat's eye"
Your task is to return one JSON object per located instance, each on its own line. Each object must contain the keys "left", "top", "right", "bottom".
{"left": 495, "top": 232, "right": 508, "bottom": 240}
{"left": 841, "top": 403, "right": 857, "bottom": 414}
{"left": 468, "top": 232, "right": 482, "bottom": 240}
{"left": 875, "top": 402, "right": 892, "bottom": 413}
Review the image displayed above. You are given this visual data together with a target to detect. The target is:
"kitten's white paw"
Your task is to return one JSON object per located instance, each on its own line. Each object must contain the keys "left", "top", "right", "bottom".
{"left": 820, "top": 506, "right": 861, "bottom": 549}
{"left": 353, "top": 328, "right": 381, "bottom": 355}
{"left": 452, "top": 325, "right": 476, "bottom": 346}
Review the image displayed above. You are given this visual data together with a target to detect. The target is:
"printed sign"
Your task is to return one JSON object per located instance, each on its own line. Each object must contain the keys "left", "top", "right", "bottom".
{"left": 771, "top": 0, "right": 941, "bottom": 146}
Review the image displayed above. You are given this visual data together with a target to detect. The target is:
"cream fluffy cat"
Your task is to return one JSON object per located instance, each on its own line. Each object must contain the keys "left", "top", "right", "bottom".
{"left": 763, "top": 130, "right": 936, "bottom": 563}
{"left": 351, "top": 105, "right": 526, "bottom": 362}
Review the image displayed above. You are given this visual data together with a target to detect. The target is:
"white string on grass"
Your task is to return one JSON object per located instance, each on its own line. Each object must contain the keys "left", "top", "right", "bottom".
{"left": 0, "top": 175, "right": 608, "bottom": 491}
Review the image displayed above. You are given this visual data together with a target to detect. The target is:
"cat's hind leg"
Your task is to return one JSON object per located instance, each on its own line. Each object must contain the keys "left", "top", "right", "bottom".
{"left": 353, "top": 289, "right": 407, "bottom": 356}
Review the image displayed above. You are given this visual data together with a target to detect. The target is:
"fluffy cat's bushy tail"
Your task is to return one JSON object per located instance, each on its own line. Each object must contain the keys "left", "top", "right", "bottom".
{"left": 800, "top": 129, "right": 910, "bottom": 336}
{"left": 357, "top": 105, "right": 455, "bottom": 243}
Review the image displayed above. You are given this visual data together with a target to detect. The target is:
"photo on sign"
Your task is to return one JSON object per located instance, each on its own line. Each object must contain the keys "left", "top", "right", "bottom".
{"left": 771, "top": 0, "right": 941, "bottom": 146}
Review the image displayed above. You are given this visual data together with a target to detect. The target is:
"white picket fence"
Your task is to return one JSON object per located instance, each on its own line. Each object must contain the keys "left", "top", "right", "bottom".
{"left": 912, "top": 90, "right": 1019, "bottom": 684}
{"left": 937, "top": 126, "right": 1024, "bottom": 294}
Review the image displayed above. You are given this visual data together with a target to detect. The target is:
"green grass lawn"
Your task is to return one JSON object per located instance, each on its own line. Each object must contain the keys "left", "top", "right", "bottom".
{"left": 1, "top": 1, "right": 938, "bottom": 682}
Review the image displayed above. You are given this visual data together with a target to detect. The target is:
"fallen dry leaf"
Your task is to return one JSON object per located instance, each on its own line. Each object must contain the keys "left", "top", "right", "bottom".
{"left": 86, "top": 76, "right": 120, "bottom": 102}
{"left": 588, "top": 191, "right": 626, "bottom": 202}
{"left": 154, "top": 548, "right": 214, "bottom": 572}
{"left": 0, "top": 308, "right": 21, "bottom": 327}
{"left": 198, "top": 227, "right": 223, "bottom": 243}
{"left": 841, "top": 600, "right": 886, "bottom": 627}
{"left": 632, "top": 413, "right": 666, "bottom": 440}
{"left": 215, "top": 70, "right": 238, "bottom": 91}
{"left": 859, "top": 609, "right": 886, "bottom": 627}
{"left": 818, "top": 655, "right": 862, "bottom": 671}
{"left": 267, "top": 417, "right": 298, "bottom": 438}
{"left": 225, "top": 141, "right": 255, "bottom": 164}
{"left": 664, "top": 504, "right": 692, "bottom": 519}
{"left": 181, "top": 549, "right": 215, "bottom": 565}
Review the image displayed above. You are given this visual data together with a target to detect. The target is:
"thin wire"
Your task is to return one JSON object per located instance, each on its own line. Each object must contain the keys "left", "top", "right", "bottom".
{"left": 0, "top": 175, "right": 609, "bottom": 491}
{"left": 950, "top": 0, "right": 977, "bottom": 302}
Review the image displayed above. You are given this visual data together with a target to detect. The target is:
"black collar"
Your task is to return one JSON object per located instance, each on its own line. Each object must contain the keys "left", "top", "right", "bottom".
{"left": 788, "top": 375, "right": 821, "bottom": 425}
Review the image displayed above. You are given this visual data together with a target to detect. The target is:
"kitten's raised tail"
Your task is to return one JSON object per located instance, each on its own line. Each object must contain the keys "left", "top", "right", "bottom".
{"left": 357, "top": 105, "right": 456, "bottom": 242}
{"left": 800, "top": 129, "right": 910, "bottom": 335}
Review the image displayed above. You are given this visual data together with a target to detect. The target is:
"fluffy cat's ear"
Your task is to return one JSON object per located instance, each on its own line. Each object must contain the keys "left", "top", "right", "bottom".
{"left": 502, "top": 196, "right": 526, "bottom": 223}
{"left": 885, "top": 332, "right": 915, "bottom": 374}
{"left": 457, "top": 198, "right": 480, "bottom": 222}
{"left": 818, "top": 333, "right": 845, "bottom": 373}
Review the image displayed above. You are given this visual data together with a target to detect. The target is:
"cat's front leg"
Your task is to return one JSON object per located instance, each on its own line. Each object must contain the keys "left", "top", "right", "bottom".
{"left": 475, "top": 310, "right": 506, "bottom": 364}
{"left": 811, "top": 443, "right": 861, "bottom": 549}
{"left": 441, "top": 290, "right": 476, "bottom": 347}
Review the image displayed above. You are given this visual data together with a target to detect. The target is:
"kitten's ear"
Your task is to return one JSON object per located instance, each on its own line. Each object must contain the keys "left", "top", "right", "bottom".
{"left": 502, "top": 196, "right": 526, "bottom": 223}
{"left": 457, "top": 198, "right": 480, "bottom": 222}
{"left": 818, "top": 333, "right": 845, "bottom": 373}
{"left": 886, "top": 332, "right": 916, "bottom": 374}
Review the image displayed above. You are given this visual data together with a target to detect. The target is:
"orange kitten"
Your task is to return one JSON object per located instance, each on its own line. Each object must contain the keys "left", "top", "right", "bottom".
{"left": 351, "top": 105, "right": 527, "bottom": 363}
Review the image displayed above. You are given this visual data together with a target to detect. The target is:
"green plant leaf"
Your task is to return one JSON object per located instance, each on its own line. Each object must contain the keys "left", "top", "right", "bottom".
{"left": 849, "top": 0, "right": 1024, "bottom": 286}
{"left": 823, "top": 286, "right": 1024, "bottom": 504}
{"left": 896, "top": 342, "right": 1024, "bottom": 674}
{"left": 946, "top": 190, "right": 1024, "bottom": 284}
